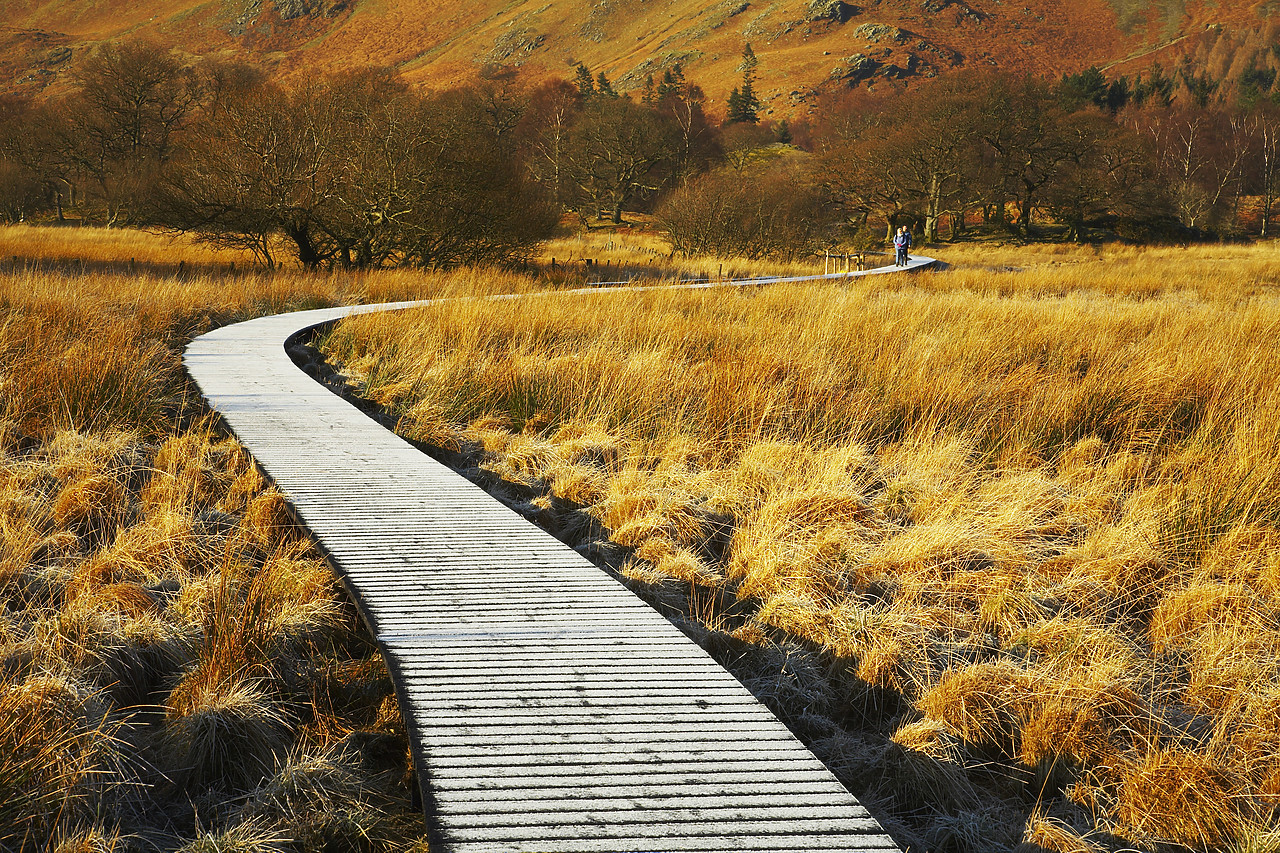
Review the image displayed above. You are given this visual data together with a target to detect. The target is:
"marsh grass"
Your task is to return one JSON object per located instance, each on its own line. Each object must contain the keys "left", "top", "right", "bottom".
{"left": 0, "top": 224, "right": 450, "bottom": 851}
{"left": 539, "top": 229, "right": 831, "bottom": 281}
{"left": 324, "top": 240, "right": 1280, "bottom": 852}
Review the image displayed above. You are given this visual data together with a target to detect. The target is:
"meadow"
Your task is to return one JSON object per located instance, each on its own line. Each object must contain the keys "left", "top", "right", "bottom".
{"left": 320, "top": 241, "right": 1280, "bottom": 853}
{"left": 0, "top": 224, "right": 481, "bottom": 852}
{"left": 0, "top": 221, "right": 831, "bottom": 852}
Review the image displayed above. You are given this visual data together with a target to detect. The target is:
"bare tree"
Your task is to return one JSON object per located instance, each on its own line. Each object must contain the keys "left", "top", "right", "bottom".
{"left": 56, "top": 41, "right": 199, "bottom": 224}
{"left": 159, "top": 71, "right": 556, "bottom": 269}
{"left": 1133, "top": 106, "right": 1251, "bottom": 233}
{"left": 565, "top": 96, "right": 679, "bottom": 223}
{"left": 1043, "top": 111, "right": 1164, "bottom": 242}
{"left": 978, "top": 74, "right": 1074, "bottom": 237}
{"left": 158, "top": 77, "right": 342, "bottom": 267}
{"left": 1244, "top": 103, "right": 1280, "bottom": 238}
{"left": 817, "top": 77, "right": 984, "bottom": 242}
{"left": 0, "top": 96, "right": 51, "bottom": 223}
{"left": 656, "top": 75, "right": 719, "bottom": 184}
{"left": 518, "top": 80, "right": 582, "bottom": 208}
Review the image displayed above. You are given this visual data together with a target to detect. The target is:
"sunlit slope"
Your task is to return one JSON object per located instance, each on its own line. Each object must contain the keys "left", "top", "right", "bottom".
{"left": 3, "top": 0, "right": 1273, "bottom": 113}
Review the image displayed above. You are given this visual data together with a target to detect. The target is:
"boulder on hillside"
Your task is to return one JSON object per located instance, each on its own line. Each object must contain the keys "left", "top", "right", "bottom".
{"left": 876, "top": 55, "right": 918, "bottom": 79}
{"left": 922, "top": 0, "right": 987, "bottom": 21}
{"left": 830, "top": 53, "right": 879, "bottom": 84}
{"left": 808, "top": 0, "right": 860, "bottom": 23}
{"left": 272, "top": 0, "right": 346, "bottom": 20}
{"left": 854, "top": 23, "right": 911, "bottom": 43}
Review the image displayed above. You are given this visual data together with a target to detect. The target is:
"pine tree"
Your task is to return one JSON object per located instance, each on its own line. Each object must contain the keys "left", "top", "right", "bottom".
{"left": 596, "top": 71, "right": 618, "bottom": 98}
{"left": 657, "top": 66, "right": 685, "bottom": 100}
{"left": 574, "top": 63, "right": 596, "bottom": 98}
{"left": 726, "top": 44, "right": 761, "bottom": 123}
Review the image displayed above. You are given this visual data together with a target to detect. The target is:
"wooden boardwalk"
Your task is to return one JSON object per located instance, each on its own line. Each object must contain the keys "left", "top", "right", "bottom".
{"left": 184, "top": 260, "right": 932, "bottom": 853}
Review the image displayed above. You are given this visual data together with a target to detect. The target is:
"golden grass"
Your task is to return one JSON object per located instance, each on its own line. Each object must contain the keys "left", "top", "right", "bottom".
{"left": 0, "top": 223, "right": 260, "bottom": 267}
{"left": 539, "top": 228, "right": 831, "bottom": 281}
{"left": 0, "top": 223, "right": 460, "bottom": 850}
{"left": 323, "top": 239, "right": 1280, "bottom": 851}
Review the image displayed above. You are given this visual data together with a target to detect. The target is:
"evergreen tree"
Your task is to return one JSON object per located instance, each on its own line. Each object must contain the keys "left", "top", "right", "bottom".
{"left": 1057, "top": 66, "right": 1109, "bottom": 110}
{"left": 657, "top": 65, "right": 686, "bottom": 100}
{"left": 726, "top": 44, "right": 761, "bottom": 124}
{"left": 740, "top": 43, "right": 758, "bottom": 79}
{"left": 574, "top": 63, "right": 596, "bottom": 98}
{"left": 1132, "top": 63, "right": 1174, "bottom": 108}
{"left": 596, "top": 71, "right": 618, "bottom": 99}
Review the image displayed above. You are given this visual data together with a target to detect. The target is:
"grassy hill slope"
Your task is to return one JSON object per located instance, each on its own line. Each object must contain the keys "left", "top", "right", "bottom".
{"left": 2, "top": 0, "right": 1274, "bottom": 116}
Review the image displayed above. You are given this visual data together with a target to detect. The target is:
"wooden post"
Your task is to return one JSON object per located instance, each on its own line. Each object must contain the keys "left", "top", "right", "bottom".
{"left": 825, "top": 248, "right": 829, "bottom": 275}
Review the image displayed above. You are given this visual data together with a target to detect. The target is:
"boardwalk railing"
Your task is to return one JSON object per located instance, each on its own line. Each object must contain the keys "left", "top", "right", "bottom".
{"left": 184, "top": 258, "right": 934, "bottom": 852}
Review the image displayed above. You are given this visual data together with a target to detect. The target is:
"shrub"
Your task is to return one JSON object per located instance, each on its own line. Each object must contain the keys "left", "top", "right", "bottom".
{"left": 658, "top": 159, "right": 832, "bottom": 261}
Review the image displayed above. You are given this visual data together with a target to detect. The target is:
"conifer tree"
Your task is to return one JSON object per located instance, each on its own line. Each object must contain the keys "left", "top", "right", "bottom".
{"left": 657, "top": 65, "right": 686, "bottom": 100}
{"left": 726, "top": 43, "right": 761, "bottom": 123}
{"left": 574, "top": 63, "right": 596, "bottom": 98}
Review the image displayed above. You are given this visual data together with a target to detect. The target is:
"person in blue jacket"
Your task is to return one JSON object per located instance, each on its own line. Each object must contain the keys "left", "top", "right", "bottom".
{"left": 893, "top": 227, "right": 912, "bottom": 266}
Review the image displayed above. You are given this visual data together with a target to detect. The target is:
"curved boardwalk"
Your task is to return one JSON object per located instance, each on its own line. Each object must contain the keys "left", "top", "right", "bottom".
{"left": 185, "top": 260, "right": 933, "bottom": 853}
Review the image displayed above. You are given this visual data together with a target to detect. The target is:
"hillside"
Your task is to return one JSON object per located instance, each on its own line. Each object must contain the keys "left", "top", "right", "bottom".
{"left": 1, "top": 0, "right": 1275, "bottom": 116}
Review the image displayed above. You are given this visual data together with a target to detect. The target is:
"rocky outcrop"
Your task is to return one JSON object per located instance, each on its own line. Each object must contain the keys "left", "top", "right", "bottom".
{"left": 807, "top": 0, "right": 860, "bottom": 23}
{"left": 272, "top": 0, "right": 347, "bottom": 20}
{"left": 922, "top": 0, "right": 987, "bottom": 22}
{"left": 829, "top": 30, "right": 961, "bottom": 88}
{"left": 830, "top": 52, "right": 880, "bottom": 84}
{"left": 854, "top": 23, "right": 911, "bottom": 43}
{"left": 915, "top": 38, "right": 963, "bottom": 67}
{"left": 489, "top": 27, "right": 546, "bottom": 64}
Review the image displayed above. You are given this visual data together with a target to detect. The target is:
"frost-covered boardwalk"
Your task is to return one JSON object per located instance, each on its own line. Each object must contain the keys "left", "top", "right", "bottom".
{"left": 184, "top": 259, "right": 932, "bottom": 853}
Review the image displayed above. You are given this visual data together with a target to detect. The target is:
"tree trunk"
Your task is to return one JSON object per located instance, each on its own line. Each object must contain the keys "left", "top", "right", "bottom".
{"left": 285, "top": 223, "right": 321, "bottom": 268}
{"left": 925, "top": 173, "right": 942, "bottom": 242}
{"left": 1019, "top": 192, "right": 1035, "bottom": 238}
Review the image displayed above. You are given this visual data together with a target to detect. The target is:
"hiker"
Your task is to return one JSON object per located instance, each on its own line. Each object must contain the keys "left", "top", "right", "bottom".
{"left": 893, "top": 227, "right": 909, "bottom": 267}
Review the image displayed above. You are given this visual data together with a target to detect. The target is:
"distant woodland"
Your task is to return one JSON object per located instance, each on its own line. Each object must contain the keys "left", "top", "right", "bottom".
{"left": 2, "top": 40, "right": 1280, "bottom": 268}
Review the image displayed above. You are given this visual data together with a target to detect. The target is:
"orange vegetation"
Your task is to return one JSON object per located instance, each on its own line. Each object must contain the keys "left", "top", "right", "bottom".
{"left": 2, "top": 0, "right": 1271, "bottom": 117}
{"left": 323, "top": 239, "right": 1280, "bottom": 851}
{"left": 0, "top": 224, "right": 453, "bottom": 850}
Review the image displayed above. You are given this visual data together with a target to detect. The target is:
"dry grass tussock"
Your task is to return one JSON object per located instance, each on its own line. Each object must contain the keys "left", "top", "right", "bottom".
{"left": 324, "top": 240, "right": 1280, "bottom": 852}
{"left": 0, "top": 224, "right": 478, "bottom": 850}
